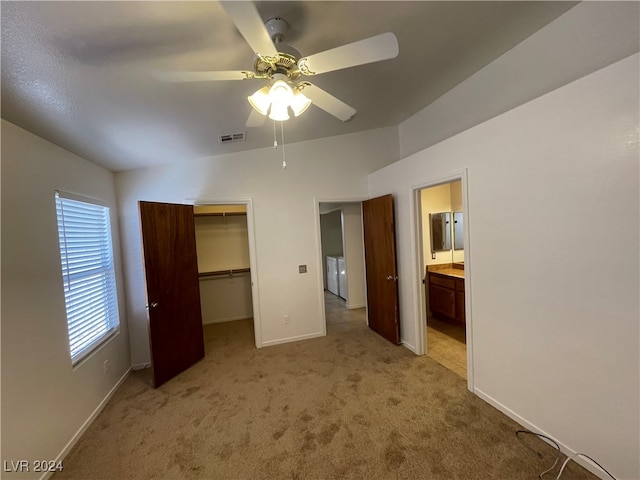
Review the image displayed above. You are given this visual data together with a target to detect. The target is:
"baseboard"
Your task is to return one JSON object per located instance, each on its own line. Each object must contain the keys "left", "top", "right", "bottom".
{"left": 473, "top": 388, "right": 612, "bottom": 480}
{"left": 260, "top": 331, "right": 324, "bottom": 347}
{"left": 401, "top": 340, "right": 418, "bottom": 354}
{"left": 346, "top": 302, "right": 365, "bottom": 309}
{"left": 131, "top": 362, "right": 150, "bottom": 370}
{"left": 202, "top": 315, "right": 252, "bottom": 325}
{"left": 40, "top": 367, "right": 131, "bottom": 480}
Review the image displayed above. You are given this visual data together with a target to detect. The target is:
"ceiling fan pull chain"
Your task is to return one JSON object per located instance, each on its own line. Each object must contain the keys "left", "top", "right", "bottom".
{"left": 273, "top": 120, "right": 278, "bottom": 148}
{"left": 280, "top": 121, "right": 287, "bottom": 169}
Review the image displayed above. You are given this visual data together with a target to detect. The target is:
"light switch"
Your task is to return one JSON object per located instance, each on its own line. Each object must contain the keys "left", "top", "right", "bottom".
{"left": 299, "top": 265, "right": 307, "bottom": 274}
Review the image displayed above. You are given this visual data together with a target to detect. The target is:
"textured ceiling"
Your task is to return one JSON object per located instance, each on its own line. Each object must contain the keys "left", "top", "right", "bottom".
{"left": 1, "top": 1, "right": 578, "bottom": 172}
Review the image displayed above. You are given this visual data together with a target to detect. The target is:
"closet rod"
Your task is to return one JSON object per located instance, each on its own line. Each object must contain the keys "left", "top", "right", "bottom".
{"left": 194, "top": 211, "right": 246, "bottom": 217}
{"left": 198, "top": 268, "right": 250, "bottom": 279}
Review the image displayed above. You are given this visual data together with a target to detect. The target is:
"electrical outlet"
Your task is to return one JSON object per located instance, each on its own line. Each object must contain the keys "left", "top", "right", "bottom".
{"left": 283, "top": 315, "right": 289, "bottom": 324}
{"left": 103, "top": 360, "right": 110, "bottom": 374}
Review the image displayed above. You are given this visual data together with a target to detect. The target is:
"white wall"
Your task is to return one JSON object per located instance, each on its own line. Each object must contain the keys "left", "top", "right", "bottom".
{"left": 199, "top": 274, "right": 253, "bottom": 324}
{"left": 369, "top": 53, "right": 639, "bottom": 480}
{"left": 320, "top": 209, "right": 343, "bottom": 289}
{"left": 400, "top": 1, "right": 640, "bottom": 159}
{"left": 341, "top": 203, "right": 366, "bottom": 309}
{"left": 1, "top": 120, "right": 131, "bottom": 479}
{"left": 115, "top": 127, "right": 399, "bottom": 365}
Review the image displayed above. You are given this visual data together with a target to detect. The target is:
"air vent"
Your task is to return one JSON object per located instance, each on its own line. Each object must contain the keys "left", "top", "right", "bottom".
{"left": 218, "top": 132, "right": 246, "bottom": 144}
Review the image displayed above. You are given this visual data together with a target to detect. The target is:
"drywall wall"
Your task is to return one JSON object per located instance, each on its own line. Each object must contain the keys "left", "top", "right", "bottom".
{"left": 195, "top": 214, "right": 250, "bottom": 272}
{"left": 115, "top": 127, "right": 399, "bottom": 365}
{"left": 320, "top": 209, "right": 343, "bottom": 289}
{"left": 400, "top": 1, "right": 640, "bottom": 159}
{"left": 1, "top": 120, "right": 131, "bottom": 479}
{"left": 369, "top": 53, "right": 639, "bottom": 480}
{"left": 195, "top": 213, "right": 253, "bottom": 324}
{"left": 341, "top": 203, "right": 366, "bottom": 309}
{"left": 421, "top": 183, "right": 453, "bottom": 266}
{"left": 420, "top": 181, "right": 464, "bottom": 266}
{"left": 199, "top": 274, "right": 253, "bottom": 324}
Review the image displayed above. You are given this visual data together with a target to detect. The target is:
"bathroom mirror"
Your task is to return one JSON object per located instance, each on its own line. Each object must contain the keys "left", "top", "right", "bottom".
{"left": 453, "top": 211, "right": 464, "bottom": 250}
{"left": 430, "top": 212, "right": 451, "bottom": 252}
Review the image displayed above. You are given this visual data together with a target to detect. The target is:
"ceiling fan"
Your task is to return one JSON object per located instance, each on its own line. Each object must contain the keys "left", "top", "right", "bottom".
{"left": 154, "top": 1, "right": 399, "bottom": 127}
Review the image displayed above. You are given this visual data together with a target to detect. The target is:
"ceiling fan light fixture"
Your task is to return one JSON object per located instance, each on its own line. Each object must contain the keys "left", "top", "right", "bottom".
{"left": 269, "top": 102, "right": 290, "bottom": 121}
{"left": 290, "top": 91, "right": 311, "bottom": 117}
{"left": 268, "top": 79, "right": 294, "bottom": 105}
{"left": 247, "top": 86, "right": 271, "bottom": 116}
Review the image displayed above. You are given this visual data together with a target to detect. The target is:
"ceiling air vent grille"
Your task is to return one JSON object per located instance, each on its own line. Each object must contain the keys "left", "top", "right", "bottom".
{"left": 218, "top": 132, "right": 246, "bottom": 144}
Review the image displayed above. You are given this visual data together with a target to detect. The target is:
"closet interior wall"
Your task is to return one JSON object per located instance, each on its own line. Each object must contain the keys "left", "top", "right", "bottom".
{"left": 194, "top": 205, "right": 253, "bottom": 324}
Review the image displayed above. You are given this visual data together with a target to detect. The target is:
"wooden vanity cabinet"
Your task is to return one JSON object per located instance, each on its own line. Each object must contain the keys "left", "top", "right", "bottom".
{"left": 455, "top": 278, "right": 465, "bottom": 323}
{"left": 428, "top": 272, "right": 465, "bottom": 324}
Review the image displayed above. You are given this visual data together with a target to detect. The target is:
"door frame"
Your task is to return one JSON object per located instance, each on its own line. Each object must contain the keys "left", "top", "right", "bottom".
{"left": 411, "top": 168, "right": 474, "bottom": 391}
{"left": 314, "top": 197, "right": 368, "bottom": 333}
{"left": 188, "top": 197, "right": 262, "bottom": 348}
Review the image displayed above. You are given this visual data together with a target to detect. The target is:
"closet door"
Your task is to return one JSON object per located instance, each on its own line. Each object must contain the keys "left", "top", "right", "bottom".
{"left": 139, "top": 201, "right": 204, "bottom": 388}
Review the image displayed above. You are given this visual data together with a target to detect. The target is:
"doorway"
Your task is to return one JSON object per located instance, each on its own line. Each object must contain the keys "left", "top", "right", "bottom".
{"left": 193, "top": 202, "right": 260, "bottom": 350}
{"left": 416, "top": 179, "right": 470, "bottom": 381}
{"left": 318, "top": 202, "right": 367, "bottom": 333}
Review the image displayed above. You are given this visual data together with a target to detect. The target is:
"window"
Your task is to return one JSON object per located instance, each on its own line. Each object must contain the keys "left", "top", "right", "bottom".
{"left": 55, "top": 191, "right": 119, "bottom": 365}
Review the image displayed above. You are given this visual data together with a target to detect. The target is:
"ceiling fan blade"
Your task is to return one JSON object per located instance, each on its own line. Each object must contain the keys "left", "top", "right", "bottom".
{"left": 153, "top": 70, "right": 254, "bottom": 82}
{"left": 219, "top": 1, "right": 278, "bottom": 59}
{"left": 301, "top": 83, "right": 356, "bottom": 122}
{"left": 298, "top": 32, "right": 399, "bottom": 75}
{"left": 246, "top": 108, "right": 266, "bottom": 128}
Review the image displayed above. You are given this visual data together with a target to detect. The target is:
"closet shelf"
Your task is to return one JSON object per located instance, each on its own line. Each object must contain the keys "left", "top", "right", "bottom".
{"left": 198, "top": 268, "right": 250, "bottom": 279}
{"left": 194, "top": 211, "right": 246, "bottom": 217}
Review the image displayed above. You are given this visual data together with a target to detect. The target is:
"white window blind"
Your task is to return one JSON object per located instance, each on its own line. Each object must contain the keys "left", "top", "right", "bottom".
{"left": 55, "top": 191, "right": 119, "bottom": 365}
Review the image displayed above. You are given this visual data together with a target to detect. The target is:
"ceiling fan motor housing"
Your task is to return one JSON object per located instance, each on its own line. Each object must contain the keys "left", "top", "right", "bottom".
{"left": 265, "top": 17, "right": 288, "bottom": 43}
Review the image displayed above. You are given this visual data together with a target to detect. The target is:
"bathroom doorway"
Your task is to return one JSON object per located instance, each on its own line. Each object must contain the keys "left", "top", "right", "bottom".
{"left": 318, "top": 202, "right": 367, "bottom": 333}
{"left": 418, "top": 180, "right": 468, "bottom": 379}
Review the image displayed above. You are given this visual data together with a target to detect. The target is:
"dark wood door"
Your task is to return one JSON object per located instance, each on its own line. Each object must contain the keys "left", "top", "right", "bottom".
{"left": 139, "top": 201, "right": 204, "bottom": 388}
{"left": 362, "top": 194, "right": 400, "bottom": 344}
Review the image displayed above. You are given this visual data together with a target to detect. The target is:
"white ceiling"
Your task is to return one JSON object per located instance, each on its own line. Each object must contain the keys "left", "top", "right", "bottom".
{"left": 1, "top": 1, "right": 578, "bottom": 172}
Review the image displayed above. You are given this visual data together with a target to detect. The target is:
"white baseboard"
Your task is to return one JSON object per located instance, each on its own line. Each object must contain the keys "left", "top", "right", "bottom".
{"left": 473, "top": 388, "right": 612, "bottom": 480}
{"left": 401, "top": 340, "right": 418, "bottom": 354}
{"left": 260, "top": 331, "right": 324, "bottom": 347}
{"left": 346, "top": 302, "right": 366, "bottom": 309}
{"left": 131, "top": 362, "right": 150, "bottom": 370}
{"left": 41, "top": 367, "right": 131, "bottom": 480}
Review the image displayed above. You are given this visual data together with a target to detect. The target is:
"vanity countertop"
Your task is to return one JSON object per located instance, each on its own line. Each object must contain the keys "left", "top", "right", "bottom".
{"left": 430, "top": 268, "right": 464, "bottom": 279}
{"left": 427, "top": 264, "right": 465, "bottom": 279}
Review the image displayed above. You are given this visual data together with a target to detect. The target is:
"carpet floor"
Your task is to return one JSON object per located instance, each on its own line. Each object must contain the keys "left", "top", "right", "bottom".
{"left": 52, "top": 302, "right": 597, "bottom": 480}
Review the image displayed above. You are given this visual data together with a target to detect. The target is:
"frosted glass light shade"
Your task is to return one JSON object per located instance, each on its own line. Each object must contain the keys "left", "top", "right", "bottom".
{"left": 290, "top": 91, "right": 311, "bottom": 117}
{"left": 247, "top": 86, "right": 270, "bottom": 116}
{"left": 268, "top": 80, "right": 294, "bottom": 105}
{"left": 269, "top": 102, "right": 290, "bottom": 121}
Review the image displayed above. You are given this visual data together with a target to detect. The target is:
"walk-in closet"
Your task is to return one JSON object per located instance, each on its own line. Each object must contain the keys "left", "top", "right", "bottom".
{"left": 193, "top": 205, "right": 254, "bottom": 328}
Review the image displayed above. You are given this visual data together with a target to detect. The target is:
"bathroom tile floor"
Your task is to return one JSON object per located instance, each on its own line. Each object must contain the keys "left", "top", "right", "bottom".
{"left": 427, "top": 316, "right": 467, "bottom": 379}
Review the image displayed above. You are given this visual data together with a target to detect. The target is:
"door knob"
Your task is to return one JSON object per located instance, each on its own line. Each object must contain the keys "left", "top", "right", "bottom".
{"left": 146, "top": 302, "right": 159, "bottom": 310}
{"left": 387, "top": 275, "right": 393, "bottom": 280}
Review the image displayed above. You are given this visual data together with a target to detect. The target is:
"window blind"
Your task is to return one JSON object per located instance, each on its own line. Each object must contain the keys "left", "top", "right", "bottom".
{"left": 55, "top": 191, "right": 119, "bottom": 365}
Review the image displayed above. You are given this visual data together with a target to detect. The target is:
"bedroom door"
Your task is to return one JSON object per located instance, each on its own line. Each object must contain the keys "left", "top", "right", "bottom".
{"left": 139, "top": 201, "right": 205, "bottom": 387}
{"left": 362, "top": 194, "right": 400, "bottom": 344}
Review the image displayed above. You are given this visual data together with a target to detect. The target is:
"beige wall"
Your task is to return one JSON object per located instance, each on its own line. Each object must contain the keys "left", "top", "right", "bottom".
{"left": 194, "top": 210, "right": 253, "bottom": 324}
{"left": 1, "top": 120, "right": 131, "bottom": 479}
{"left": 421, "top": 181, "right": 463, "bottom": 267}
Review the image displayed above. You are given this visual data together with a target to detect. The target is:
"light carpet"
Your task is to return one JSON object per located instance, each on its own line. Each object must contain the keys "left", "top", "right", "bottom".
{"left": 52, "top": 306, "right": 597, "bottom": 480}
